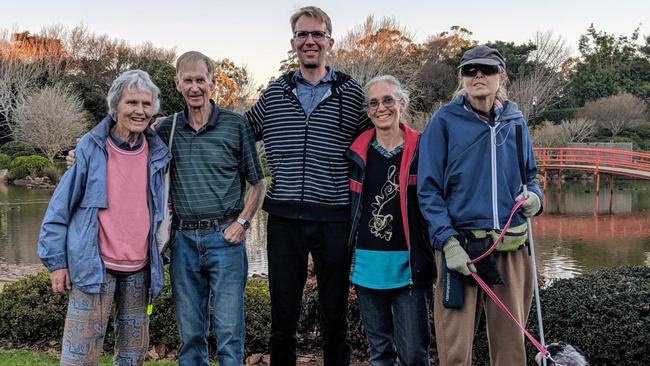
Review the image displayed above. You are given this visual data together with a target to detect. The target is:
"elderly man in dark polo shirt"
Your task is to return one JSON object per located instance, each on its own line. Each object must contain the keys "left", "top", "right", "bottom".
{"left": 155, "top": 51, "right": 265, "bottom": 366}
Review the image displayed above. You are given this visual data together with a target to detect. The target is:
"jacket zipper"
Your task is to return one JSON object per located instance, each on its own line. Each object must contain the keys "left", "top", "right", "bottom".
{"left": 490, "top": 125, "right": 499, "bottom": 230}
{"left": 285, "top": 89, "right": 337, "bottom": 210}
{"left": 348, "top": 159, "right": 365, "bottom": 260}
{"left": 405, "top": 149, "right": 417, "bottom": 286}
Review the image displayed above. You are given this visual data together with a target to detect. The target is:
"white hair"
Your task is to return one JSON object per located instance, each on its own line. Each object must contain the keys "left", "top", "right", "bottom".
{"left": 106, "top": 69, "right": 160, "bottom": 118}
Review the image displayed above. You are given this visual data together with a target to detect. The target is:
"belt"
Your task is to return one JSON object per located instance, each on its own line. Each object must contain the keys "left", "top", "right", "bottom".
{"left": 172, "top": 214, "right": 238, "bottom": 231}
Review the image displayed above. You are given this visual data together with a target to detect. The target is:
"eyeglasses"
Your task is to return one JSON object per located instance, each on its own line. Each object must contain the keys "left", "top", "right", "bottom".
{"left": 461, "top": 64, "right": 500, "bottom": 77}
{"left": 293, "top": 31, "right": 330, "bottom": 40}
{"left": 367, "top": 96, "right": 400, "bottom": 110}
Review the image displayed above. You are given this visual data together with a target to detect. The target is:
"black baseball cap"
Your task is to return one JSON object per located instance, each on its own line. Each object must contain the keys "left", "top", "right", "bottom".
{"left": 458, "top": 45, "right": 506, "bottom": 69}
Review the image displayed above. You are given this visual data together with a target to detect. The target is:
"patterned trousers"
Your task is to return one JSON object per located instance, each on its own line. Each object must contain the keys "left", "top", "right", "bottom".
{"left": 60, "top": 269, "right": 150, "bottom": 366}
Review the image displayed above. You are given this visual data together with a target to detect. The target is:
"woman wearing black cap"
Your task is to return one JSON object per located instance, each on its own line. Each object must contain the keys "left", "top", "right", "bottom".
{"left": 417, "top": 45, "right": 543, "bottom": 365}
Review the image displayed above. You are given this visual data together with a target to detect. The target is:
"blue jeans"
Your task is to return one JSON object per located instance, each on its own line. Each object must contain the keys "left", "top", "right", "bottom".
{"left": 170, "top": 225, "right": 248, "bottom": 366}
{"left": 356, "top": 285, "right": 433, "bottom": 366}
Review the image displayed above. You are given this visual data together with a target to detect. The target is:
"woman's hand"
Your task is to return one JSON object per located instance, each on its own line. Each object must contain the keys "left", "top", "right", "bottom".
{"left": 50, "top": 268, "right": 72, "bottom": 294}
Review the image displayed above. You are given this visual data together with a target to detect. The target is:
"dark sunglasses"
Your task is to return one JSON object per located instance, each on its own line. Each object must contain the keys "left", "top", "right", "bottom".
{"left": 461, "top": 64, "right": 500, "bottom": 77}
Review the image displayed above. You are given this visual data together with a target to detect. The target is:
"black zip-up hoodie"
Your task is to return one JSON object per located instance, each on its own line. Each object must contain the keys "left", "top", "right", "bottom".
{"left": 246, "top": 70, "right": 371, "bottom": 221}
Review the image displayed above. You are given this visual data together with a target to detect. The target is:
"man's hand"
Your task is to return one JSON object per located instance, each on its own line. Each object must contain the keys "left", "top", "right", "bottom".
{"left": 443, "top": 237, "right": 476, "bottom": 276}
{"left": 515, "top": 192, "right": 541, "bottom": 217}
{"left": 223, "top": 222, "right": 245, "bottom": 244}
{"left": 50, "top": 268, "right": 71, "bottom": 294}
{"left": 151, "top": 116, "right": 167, "bottom": 129}
{"left": 66, "top": 149, "right": 76, "bottom": 169}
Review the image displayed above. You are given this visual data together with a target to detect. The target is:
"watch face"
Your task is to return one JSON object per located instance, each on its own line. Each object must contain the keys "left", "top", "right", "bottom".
{"left": 238, "top": 218, "right": 250, "bottom": 229}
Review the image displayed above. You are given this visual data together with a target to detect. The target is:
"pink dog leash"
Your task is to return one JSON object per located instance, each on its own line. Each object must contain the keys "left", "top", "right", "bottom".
{"left": 467, "top": 197, "right": 554, "bottom": 362}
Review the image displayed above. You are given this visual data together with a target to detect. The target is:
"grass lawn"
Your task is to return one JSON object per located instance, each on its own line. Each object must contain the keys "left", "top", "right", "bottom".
{"left": 0, "top": 349, "right": 218, "bottom": 365}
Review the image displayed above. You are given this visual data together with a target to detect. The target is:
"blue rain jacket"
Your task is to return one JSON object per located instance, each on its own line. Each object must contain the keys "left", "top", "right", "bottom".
{"left": 37, "top": 116, "right": 171, "bottom": 296}
{"left": 417, "top": 95, "right": 542, "bottom": 250}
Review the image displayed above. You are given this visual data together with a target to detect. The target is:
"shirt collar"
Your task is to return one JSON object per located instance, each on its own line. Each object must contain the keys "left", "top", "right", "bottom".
{"left": 293, "top": 66, "right": 336, "bottom": 85}
{"left": 182, "top": 99, "right": 221, "bottom": 131}
{"left": 109, "top": 120, "right": 143, "bottom": 151}
{"left": 463, "top": 96, "right": 504, "bottom": 125}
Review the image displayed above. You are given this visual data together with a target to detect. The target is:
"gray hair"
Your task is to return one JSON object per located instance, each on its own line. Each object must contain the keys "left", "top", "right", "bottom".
{"left": 452, "top": 65, "right": 509, "bottom": 100}
{"left": 364, "top": 74, "right": 410, "bottom": 109}
{"left": 106, "top": 69, "right": 160, "bottom": 119}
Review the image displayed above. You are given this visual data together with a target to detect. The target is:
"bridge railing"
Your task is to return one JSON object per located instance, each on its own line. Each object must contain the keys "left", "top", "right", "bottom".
{"left": 533, "top": 148, "right": 650, "bottom": 175}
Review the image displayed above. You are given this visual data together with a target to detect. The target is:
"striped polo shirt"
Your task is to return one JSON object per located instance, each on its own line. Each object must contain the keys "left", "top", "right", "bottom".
{"left": 156, "top": 100, "right": 264, "bottom": 220}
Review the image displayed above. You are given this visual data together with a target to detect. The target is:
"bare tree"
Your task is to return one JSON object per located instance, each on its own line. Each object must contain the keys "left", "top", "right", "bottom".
{"left": 559, "top": 118, "right": 596, "bottom": 143}
{"left": 576, "top": 93, "right": 647, "bottom": 137}
{"left": 531, "top": 120, "right": 570, "bottom": 147}
{"left": 13, "top": 83, "right": 88, "bottom": 161}
{"left": 0, "top": 59, "right": 45, "bottom": 139}
{"left": 529, "top": 31, "right": 573, "bottom": 72}
{"left": 329, "top": 15, "right": 424, "bottom": 104}
{"left": 509, "top": 31, "right": 572, "bottom": 122}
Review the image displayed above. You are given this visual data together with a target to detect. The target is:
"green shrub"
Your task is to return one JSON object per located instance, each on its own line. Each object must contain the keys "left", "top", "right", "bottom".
{"left": 39, "top": 166, "right": 62, "bottom": 184}
{"left": 0, "top": 270, "right": 273, "bottom": 357}
{"left": 5, "top": 266, "right": 646, "bottom": 364}
{"left": 0, "top": 141, "right": 36, "bottom": 159}
{"left": 539, "top": 108, "right": 577, "bottom": 123}
{"left": 0, "top": 271, "right": 68, "bottom": 343}
{"left": 5, "top": 165, "right": 29, "bottom": 181}
{"left": 470, "top": 266, "right": 650, "bottom": 366}
{"left": 244, "top": 278, "right": 271, "bottom": 355}
{"left": 8, "top": 155, "right": 52, "bottom": 177}
{"left": 297, "top": 277, "right": 369, "bottom": 357}
{"left": 0, "top": 153, "right": 11, "bottom": 170}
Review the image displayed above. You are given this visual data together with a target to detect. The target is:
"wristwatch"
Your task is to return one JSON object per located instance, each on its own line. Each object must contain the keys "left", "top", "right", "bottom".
{"left": 237, "top": 217, "right": 250, "bottom": 230}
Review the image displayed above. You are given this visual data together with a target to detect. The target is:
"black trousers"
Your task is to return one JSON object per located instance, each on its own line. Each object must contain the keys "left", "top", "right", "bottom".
{"left": 267, "top": 214, "right": 351, "bottom": 366}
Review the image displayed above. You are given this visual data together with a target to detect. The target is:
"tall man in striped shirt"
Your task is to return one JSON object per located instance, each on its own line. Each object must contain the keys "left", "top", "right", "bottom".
{"left": 155, "top": 51, "right": 265, "bottom": 366}
{"left": 246, "top": 6, "right": 371, "bottom": 366}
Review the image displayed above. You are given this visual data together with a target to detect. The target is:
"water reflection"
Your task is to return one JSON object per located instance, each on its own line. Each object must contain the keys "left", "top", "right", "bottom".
{"left": 534, "top": 178, "right": 650, "bottom": 280}
{"left": 1, "top": 179, "right": 649, "bottom": 280}
{"left": 0, "top": 184, "right": 51, "bottom": 265}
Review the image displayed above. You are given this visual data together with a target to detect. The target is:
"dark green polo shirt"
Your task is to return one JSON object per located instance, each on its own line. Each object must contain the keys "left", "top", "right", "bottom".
{"left": 156, "top": 100, "right": 264, "bottom": 220}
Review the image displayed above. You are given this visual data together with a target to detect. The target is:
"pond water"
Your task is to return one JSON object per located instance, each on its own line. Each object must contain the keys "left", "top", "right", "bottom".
{"left": 1, "top": 179, "right": 649, "bottom": 280}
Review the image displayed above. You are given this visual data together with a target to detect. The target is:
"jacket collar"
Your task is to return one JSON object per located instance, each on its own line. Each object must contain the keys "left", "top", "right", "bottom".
{"left": 349, "top": 123, "right": 419, "bottom": 164}
{"left": 280, "top": 68, "right": 351, "bottom": 95}
{"left": 89, "top": 115, "right": 170, "bottom": 168}
{"left": 451, "top": 94, "right": 523, "bottom": 121}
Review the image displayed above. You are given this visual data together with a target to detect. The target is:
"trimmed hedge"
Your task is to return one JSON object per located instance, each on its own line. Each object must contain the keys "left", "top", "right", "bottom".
{"left": 1, "top": 266, "right": 648, "bottom": 365}
{"left": 0, "top": 141, "right": 36, "bottom": 159}
{"left": 470, "top": 266, "right": 650, "bottom": 366}
{"left": 539, "top": 108, "right": 577, "bottom": 123}
{"left": 0, "top": 153, "right": 11, "bottom": 170}
{"left": 0, "top": 269, "right": 272, "bottom": 357}
{"left": 0, "top": 271, "right": 67, "bottom": 343}
{"left": 8, "top": 155, "right": 52, "bottom": 179}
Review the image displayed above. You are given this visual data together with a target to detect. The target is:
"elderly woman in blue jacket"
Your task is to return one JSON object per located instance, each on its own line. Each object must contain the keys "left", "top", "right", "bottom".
{"left": 347, "top": 75, "right": 435, "bottom": 365}
{"left": 418, "top": 45, "right": 542, "bottom": 366}
{"left": 38, "top": 69, "right": 171, "bottom": 365}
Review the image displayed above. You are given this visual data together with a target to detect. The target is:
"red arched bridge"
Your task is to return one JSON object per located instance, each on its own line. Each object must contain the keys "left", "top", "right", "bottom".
{"left": 534, "top": 147, "right": 650, "bottom": 190}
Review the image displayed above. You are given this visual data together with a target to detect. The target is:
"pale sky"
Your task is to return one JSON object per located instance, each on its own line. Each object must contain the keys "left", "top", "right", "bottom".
{"left": 2, "top": 0, "right": 648, "bottom": 86}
